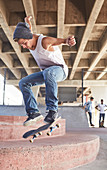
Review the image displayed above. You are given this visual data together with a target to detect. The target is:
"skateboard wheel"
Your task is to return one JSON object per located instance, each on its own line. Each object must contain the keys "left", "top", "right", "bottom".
{"left": 38, "top": 132, "right": 42, "bottom": 135}
{"left": 56, "top": 123, "right": 60, "bottom": 128}
{"left": 50, "top": 127, "right": 53, "bottom": 130}
{"left": 47, "top": 132, "right": 51, "bottom": 136}
{"left": 29, "top": 139, "right": 33, "bottom": 143}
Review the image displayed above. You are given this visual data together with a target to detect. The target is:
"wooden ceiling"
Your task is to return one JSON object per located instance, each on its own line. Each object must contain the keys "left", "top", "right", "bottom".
{"left": 0, "top": 0, "right": 107, "bottom": 99}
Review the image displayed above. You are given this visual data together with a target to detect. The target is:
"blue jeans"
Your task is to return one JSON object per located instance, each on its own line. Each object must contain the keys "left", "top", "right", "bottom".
{"left": 19, "top": 66, "right": 67, "bottom": 114}
{"left": 88, "top": 112, "right": 92, "bottom": 125}
{"left": 99, "top": 113, "right": 105, "bottom": 125}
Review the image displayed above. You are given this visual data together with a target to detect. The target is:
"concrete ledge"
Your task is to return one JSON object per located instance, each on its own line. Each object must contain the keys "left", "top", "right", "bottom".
{"left": 0, "top": 115, "right": 26, "bottom": 125}
{"left": 0, "top": 116, "right": 65, "bottom": 141}
{"left": 0, "top": 133, "right": 100, "bottom": 170}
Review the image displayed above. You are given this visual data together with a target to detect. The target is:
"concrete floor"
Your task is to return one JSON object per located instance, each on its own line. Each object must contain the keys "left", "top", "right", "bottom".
{"left": 70, "top": 128, "right": 107, "bottom": 170}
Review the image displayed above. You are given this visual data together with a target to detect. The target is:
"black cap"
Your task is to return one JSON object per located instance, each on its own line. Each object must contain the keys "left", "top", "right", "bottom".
{"left": 13, "top": 22, "right": 33, "bottom": 41}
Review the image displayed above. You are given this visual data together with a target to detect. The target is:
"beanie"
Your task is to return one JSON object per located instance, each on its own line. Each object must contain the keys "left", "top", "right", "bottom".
{"left": 13, "top": 22, "right": 33, "bottom": 41}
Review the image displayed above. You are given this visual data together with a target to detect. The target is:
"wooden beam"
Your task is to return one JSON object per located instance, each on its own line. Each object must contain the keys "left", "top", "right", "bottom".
{"left": 0, "top": 0, "right": 33, "bottom": 75}
{"left": 78, "top": 59, "right": 106, "bottom": 69}
{"left": 69, "top": 0, "right": 105, "bottom": 79}
{"left": 6, "top": 79, "right": 107, "bottom": 87}
{"left": 62, "top": 40, "right": 107, "bottom": 54}
{"left": 96, "top": 67, "right": 107, "bottom": 80}
{"left": 57, "top": 0, "right": 66, "bottom": 50}
{"left": 96, "top": 59, "right": 106, "bottom": 68}
{"left": 59, "top": 80, "right": 107, "bottom": 87}
{"left": 79, "top": 87, "right": 90, "bottom": 98}
{"left": 0, "top": 40, "right": 21, "bottom": 79}
{"left": 22, "top": 0, "right": 37, "bottom": 33}
{"left": 0, "top": 53, "right": 21, "bottom": 79}
{"left": 84, "top": 30, "right": 107, "bottom": 79}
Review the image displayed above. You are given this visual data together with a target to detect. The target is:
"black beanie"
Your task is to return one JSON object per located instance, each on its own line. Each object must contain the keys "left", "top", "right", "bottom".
{"left": 13, "top": 22, "right": 33, "bottom": 40}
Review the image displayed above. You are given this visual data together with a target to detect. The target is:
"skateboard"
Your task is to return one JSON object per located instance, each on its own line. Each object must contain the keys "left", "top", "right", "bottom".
{"left": 23, "top": 116, "right": 61, "bottom": 143}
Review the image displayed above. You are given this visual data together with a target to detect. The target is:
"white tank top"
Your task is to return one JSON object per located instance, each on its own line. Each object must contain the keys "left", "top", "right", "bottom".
{"left": 29, "top": 34, "right": 68, "bottom": 76}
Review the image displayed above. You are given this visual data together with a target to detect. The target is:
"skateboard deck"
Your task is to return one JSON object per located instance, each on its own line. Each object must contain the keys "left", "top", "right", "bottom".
{"left": 23, "top": 116, "right": 61, "bottom": 143}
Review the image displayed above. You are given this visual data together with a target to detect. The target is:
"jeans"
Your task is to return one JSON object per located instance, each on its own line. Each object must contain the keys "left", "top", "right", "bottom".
{"left": 19, "top": 66, "right": 67, "bottom": 113}
{"left": 88, "top": 112, "right": 92, "bottom": 125}
{"left": 99, "top": 113, "right": 105, "bottom": 125}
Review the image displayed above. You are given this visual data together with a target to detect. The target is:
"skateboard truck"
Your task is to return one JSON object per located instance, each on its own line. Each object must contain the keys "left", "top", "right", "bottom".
{"left": 29, "top": 132, "right": 42, "bottom": 143}
{"left": 47, "top": 123, "right": 60, "bottom": 136}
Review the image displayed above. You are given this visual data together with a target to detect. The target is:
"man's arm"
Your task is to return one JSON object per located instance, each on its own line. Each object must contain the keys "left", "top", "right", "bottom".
{"left": 42, "top": 36, "right": 76, "bottom": 50}
{"left": 95, "top": 105, "right": 99, "bottom": 111}
{"left": 83, "top": 102, "right": 87, "bottom": 109}
{"left": 104, "top": 105, "right": 107, "bottom": 111}
{"left": 24, "top": 16, "right": 32, "bottom": 31}
{"left": 83, "top": 102, "right": 89, "bottom": 113}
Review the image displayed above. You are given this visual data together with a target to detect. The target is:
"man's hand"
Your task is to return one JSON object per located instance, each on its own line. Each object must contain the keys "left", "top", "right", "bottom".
{"left": 24, "top": 16, "right": 32, "bottom": 23}
{"left": 95, "top": 106, "right": 99, "bottom": 111}
{"left": 24, "top": 16, "right": 32, "bottom": 31}
{"left": 66, "top": 36, "right": 76, "bottom": 47}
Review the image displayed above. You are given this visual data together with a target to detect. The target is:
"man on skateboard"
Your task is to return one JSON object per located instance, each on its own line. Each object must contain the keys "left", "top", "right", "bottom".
{"left": 13, "top": 16, "right": 76, "bottom": 126}
{"left": 95, "top": 99, "right": 107, "bottom": 127}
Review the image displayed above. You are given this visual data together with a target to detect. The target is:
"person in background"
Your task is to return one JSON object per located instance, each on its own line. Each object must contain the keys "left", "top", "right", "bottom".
{"left": 95, "top": 99, "right": 107, "bottom": 128}
{"left": 84, "top": 97, "right": 95, "bottom": 127}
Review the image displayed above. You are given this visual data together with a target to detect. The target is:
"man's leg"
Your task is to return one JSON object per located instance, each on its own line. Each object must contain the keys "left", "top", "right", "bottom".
{"left": 88, "top": 112, "right": 94, "bottom": 126}
{"left": 43, "top": 66, "right": 67, "bottom": 123}
{"left": 102, "top": 113, "right": 105, "bottom": 122}
{"left": 102, "top": 113, "right": 105, "bottom": 127}
{"left": 99, "top": 113, "right": 102, "bottom": 127}
{"left": 19, "top": 71, "right": 45, "bottom": 126}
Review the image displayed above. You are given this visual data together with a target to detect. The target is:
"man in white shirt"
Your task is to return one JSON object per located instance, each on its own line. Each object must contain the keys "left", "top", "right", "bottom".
{"left": 95, "top": 99, "right": 107, "bottom": 127}
{"left": 13, "top": 16, "right": 76, "bottom": 126}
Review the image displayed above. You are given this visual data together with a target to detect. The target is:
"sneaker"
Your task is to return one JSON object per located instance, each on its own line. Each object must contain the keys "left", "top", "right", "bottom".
{"left": 91, "top": 123, "right": 94, "bottom": 127}
{"left": 23, "top": 112, "right": 43, "bottom": 126}
{"left": 44, "top": 110, "right": 58, "bottom": 124}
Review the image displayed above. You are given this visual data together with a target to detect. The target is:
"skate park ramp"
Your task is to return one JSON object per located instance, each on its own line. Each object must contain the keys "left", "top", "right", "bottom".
{"left": 58, "top": 106, "right": 89, "bottom": 130}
